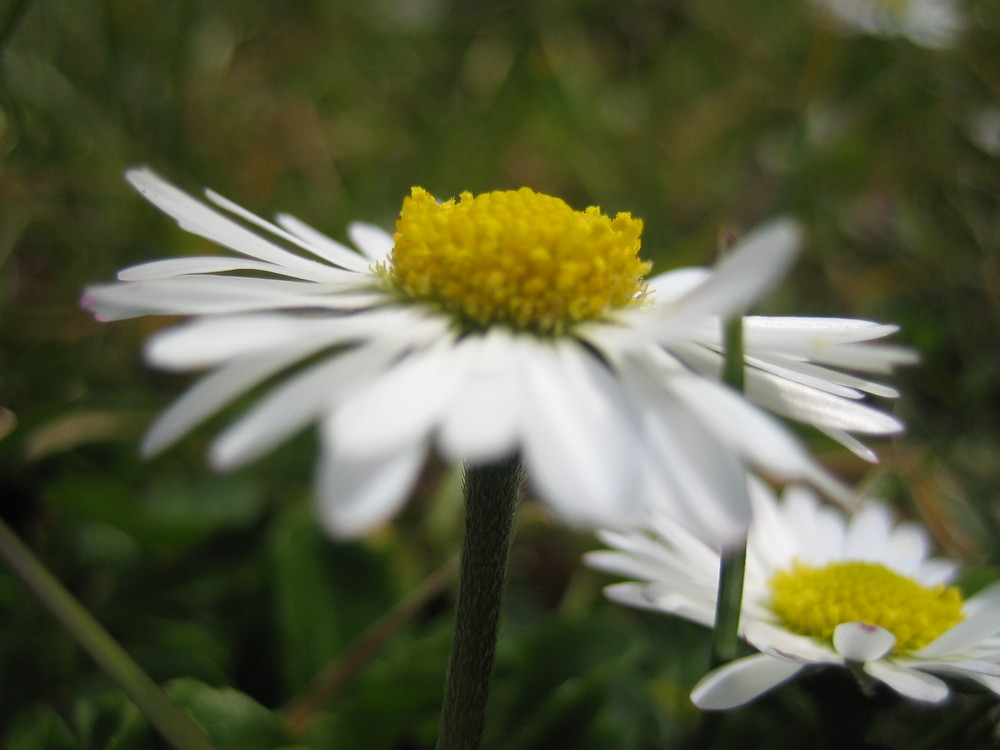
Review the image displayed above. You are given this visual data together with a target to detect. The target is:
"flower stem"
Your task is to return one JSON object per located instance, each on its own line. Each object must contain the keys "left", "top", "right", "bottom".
{"left": 0, "top": 516, "right": 218, "bottom": 750}
{"left": 710, "top": 312, "right": 748, "bottom": 668}
{"left": 436, "top": 456, "right": 524, "bottom": 750}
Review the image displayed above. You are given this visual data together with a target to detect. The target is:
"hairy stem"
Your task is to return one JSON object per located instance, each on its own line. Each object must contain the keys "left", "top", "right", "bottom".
{"left": 436, "top": 456, "right": 524, "bottom": 750}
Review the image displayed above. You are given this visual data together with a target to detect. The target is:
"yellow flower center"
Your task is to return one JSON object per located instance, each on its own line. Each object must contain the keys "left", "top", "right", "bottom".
{"left": 377, "top": 186, "right": 650, "bottom": 334}
{"left": 769, "top": 561, "right": 964, "bottom": 654}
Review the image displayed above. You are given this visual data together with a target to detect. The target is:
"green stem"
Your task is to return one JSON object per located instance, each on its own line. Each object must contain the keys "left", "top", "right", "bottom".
{"left": 710, "top": 313, "right": 748, "bottom": 668}
{"left": 436, "top": 456, "right": 524, "bottom": 750}
{"left": 0, "top": 516, "right": 218, "bottom": 750}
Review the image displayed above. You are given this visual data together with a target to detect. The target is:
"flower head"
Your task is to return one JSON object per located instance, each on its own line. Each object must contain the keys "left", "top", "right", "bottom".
{"left": 586, "top": 483, "right": 1000, "bottom": 708}
{"left": 84, "top": 169, "right": 906, "bottom": 541}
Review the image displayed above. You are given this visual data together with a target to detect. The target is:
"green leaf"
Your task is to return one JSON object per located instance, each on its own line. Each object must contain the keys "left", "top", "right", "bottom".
{"left": 166, "top": 678, "right": 292, "bottom": 750}
{"left": 268, "top": 504, "right": 395, "bottom": 693}
{"left": 3, "top": 705, "right": 77, "bottom": 750}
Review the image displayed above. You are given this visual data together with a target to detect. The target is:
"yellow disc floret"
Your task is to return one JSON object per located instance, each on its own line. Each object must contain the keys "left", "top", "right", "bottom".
{"left": 769, "top": 561, "right": 964, "bottom": 654}
{"left": 377, "top": 186, "right": 650, "bottom": 334}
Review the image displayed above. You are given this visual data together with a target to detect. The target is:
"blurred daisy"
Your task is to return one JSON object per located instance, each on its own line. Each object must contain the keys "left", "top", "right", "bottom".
{"left": 813, "top": 0, "right": 964, "bottom": 48}
{"left": 586, "top": 483, "right": 1000, "bottom": 708}
{"left": 84, "top": 169, "right": 905, "bottom": 540}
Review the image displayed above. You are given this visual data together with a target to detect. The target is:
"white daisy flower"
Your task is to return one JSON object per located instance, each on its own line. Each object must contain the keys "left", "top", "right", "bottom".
{"left": 586, "top": 483, "right": 1000, "bottom": 709}
{"left": 84, "top": 169, "right": 905, "bottom": 540}
{"left": 813, "top": 0, "right": 964, "bottom": 48}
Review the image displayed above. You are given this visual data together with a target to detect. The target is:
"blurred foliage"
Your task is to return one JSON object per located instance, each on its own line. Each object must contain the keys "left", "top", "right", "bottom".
{"left": 2, "top": 0, "right": 1000, "bottom": 747}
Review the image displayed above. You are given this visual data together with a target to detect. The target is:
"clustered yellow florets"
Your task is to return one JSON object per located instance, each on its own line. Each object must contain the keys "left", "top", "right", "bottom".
{"left": 376, "top": 186, "right": 650, "bottom": 334}
{"left": 769, "top": 560, "right": 965, "bottom": 654}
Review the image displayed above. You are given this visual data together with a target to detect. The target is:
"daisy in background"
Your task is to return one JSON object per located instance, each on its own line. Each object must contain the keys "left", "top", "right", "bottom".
{"left": 84, "top": 169, "right": 908, "bottom": 542}
{"left": 812, "top": 0, "right": 964, "bottom": 48}
{"left": 586, "top": 482, "right": 1000, "bottom": 709}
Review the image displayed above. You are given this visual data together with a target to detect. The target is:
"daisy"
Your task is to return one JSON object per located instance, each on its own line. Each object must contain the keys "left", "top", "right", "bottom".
{"left": 812, "top": 0, "right": 964, "bottom": 48}
{"left": 84, "top": 169, "right": 905, "bottom": 541}
{"left": 586, "top": 482, "right": 1000, "bottom": 708}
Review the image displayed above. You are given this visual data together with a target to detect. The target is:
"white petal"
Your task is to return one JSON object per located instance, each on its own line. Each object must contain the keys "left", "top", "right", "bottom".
{"left": 746, "top": 481, "right": 798, "bottom": 573}
{"left": 742, "top": 316, "right": 902, "bottom": 343}
{"left": 783, "top": 485, "right": 846, "bottom": 563}
{"left": 746, "top": 368, "right": 906, "bottom": 435}
{"left": 817, "top": 427, "right": 879, "bottom": 463}
{"left": 518, "top": 339, "right": 642, "bottom": 528}
{"left": 833, "top": 622, "right": 896, "bottom": 661}
{"left": 203, "top": 186, "right": 373, "bottom": 276}
{"left": 915, "top": 605, "right": 1000, "bottom": 658}
{"left": 209, "top": 342, "right": 403, "bottom": 470}
{"left": 886, "top": 521, "right": 931, "bottom": 575}
{"left": 635, "top": 391, "right": 751, "bottom": 545}
{"left": 275, "top": 213, "right": 373, "bottom": 272}
{"left": 118, "top": 256, "right": 353, "bottom": 283}
{"left": 315, "top": 434, "right": 427, "bottom": 538}
{"left": 667, "top": 374, "right": 815, "bottom": 479}
{"left": 347, "top": 222, "right": 394, "bottom": 262}
{"left": 963, "top": 579, "right": 1000, "bottom": 616}
{"left": 333, "top": 340, "right": 468, "bottom": 460}
{"left": 863, "top": 661, "right": 949, "bottom": 703}
{"left": 83, "top": 276, "right": 381, "bottom": 320}
{"left": 744, "top": 620, "right": 840, "bottom": 663}
{"left": 126, "top": 168, "right": 340, "bottom": 279}
{"left": 146, "top": 314, "right": 347, "bottom": 371}
{"left": 435, "top": 331, "right": 523, "bottom": 464}
{"left": 843, "top": 503, "right": 895, "bottom": 561}
{"left": 651, "top": 219, "right": 800, "bottom": 339}
{"left": 141, "top": 340, "right": 328, "bottom": 455}
{"left": 914, "top": 558, "right": 961, "bottom": 586}
{"left": 645, "top": 267, "right": 711, "bottom": 303}
{"left": 691, "top": 654, "right": 804, "bottom": 710}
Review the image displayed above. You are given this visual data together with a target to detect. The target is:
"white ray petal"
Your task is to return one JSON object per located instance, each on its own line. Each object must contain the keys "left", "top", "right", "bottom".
{"left": 82, "top": 276, "right": 382, "bottom": 320}
{"left": 915, "top": 604, "right": 1000, "bottom": 658}
{"left": 667, "top": 374, "right": 813, "bottom": 478}
{"left": 963, "top": 580, "right": 1000, "bottom": 616}
{"left": 817, "top": 427, "right": 879, "bottom": 463}
{"left": 203, "top": 187, "right": 372, "bottom": 275}
{"left": 843, "top": 503, "right": 895, "bottom": 561}
{"left": 645, "top": 267, "right": 710, "bottom": 303}
{"left": 518, "top": 339, "right": 642, "bottom": 529}
{"left": 141, "top": 338, "right": 331, "bottom": 455}
{"left": 742, "top": 316, "right": 902, "bottom": 342}
{"left": 744, "top": 620, "right": 840, "bottom": 663}
{"left": 649, "top": 219, "right": 800, "bottom": 340}
{"left": 126, "top": 168, "right": 341, "bottom": 279}
{"left": 315, "top": 437, "right": 427, "bottom": 538}
{"left": 864, "top": 661, "right": 949, "bottom": 702}
{"left": 332, "top": 339, "right": 468, "bottom": 460}
{"left": 435, "top": 330, "right": 524, "bottom": 464}
{"left": 117, "top": 256, "right": 351, "bottom": 283}
{"left": 833, "top": 622, "right": 896, "bottom": 661}
{"left": 210, "top": 342, "right": 403, "bottom": 470}
{"left": 691, "top": 654, "right": 804, "bottom": 710}
{"left": 347, "top": 222, "right": 394, "bottom": 262}
{"left": 146, "top": 315, "right": 352, "bottom": 371}
{"left": 886, "top": 521, "right": 931, "bottom": 575}
{"left": 745, "top": 369, "right": 905, "bottom": 435}
{"left": 275, "top": 213, "right": 373, "bottom": 272}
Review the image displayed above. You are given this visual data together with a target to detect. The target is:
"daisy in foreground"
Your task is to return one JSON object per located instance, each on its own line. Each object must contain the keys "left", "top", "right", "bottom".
{"left": 586, "top": 483, "right": 1000, "bottom": 709}
{"left": 84, "top": 169, "right": 909, "bottom": 540}
{"left": 812, "top": 0, "right": 963, "bottom": 48}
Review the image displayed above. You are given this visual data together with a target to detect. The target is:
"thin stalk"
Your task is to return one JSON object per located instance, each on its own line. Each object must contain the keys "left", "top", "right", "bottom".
{"left": 285, "top": 555, "right": 459, "bottom": 736}
{"left": 0, "top": 516, "right": 218, "bottom": 750}
{"left": 436, "top": 456, "right": 524, "bottom": 750}
{"left": 709, "top": 313, "right": 748, "bottom": 668}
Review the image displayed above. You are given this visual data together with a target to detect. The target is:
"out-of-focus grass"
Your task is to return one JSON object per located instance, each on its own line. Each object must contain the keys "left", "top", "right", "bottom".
{"left": 1, "top": 0, "right": 999, "bottom": 748}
